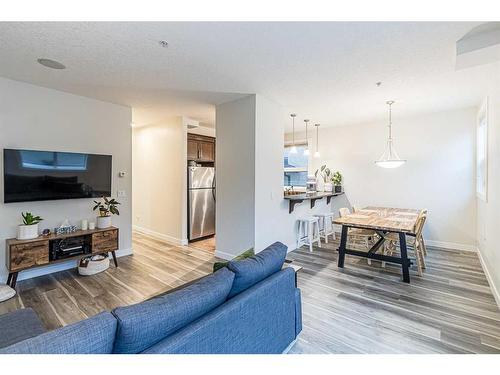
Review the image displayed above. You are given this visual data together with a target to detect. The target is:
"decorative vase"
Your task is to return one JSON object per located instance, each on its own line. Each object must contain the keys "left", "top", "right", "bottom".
{"left": 97, "top": 216, "right": 112, "bottom": 229}
{"left": 324, "top": 183, "right": 333, "bottom": 192}
{"left": 334, "top": 185, "right": 342, "bottom": 193}
{"left": 316, "top": 177, "right": 325, "bottom": 192}
{"left": 17, "top": 224, "right": 39, "bottom": 240}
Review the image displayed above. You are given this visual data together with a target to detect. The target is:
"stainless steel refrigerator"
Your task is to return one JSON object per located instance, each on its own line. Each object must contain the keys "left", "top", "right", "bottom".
{"left": 188, "top": 166, "right": 216, "bottom": 240}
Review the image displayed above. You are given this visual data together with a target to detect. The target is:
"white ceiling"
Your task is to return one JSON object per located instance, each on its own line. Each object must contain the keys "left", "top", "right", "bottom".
{"left": 0, "top": 22, "right": 498, "bottom": 129}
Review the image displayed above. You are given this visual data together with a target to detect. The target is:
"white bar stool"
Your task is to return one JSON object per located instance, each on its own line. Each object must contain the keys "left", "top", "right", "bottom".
{"left": 314, "top": 212, "right": 336, "bottom": 243}
{"left": 297, "top": 217, "right": 321, "bottom": 252}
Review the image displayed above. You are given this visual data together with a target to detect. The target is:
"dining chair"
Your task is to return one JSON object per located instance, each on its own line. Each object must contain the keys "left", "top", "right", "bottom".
{"left": 384, "top": 213, "right": 427, "bottom": 276}
{"left": 338, "top": 207, "right": 379, "bottom": 265}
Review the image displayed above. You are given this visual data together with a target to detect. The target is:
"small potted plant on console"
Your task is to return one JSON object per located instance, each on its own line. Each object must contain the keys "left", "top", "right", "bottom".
{"left": 17, "top": 212, "right": 43, "bottom": 240}
{"left": 93, "top": 196, "right": 120, "bottom": 229}
{"left": 332, "top": 171, "right": 343, "bottom": 193}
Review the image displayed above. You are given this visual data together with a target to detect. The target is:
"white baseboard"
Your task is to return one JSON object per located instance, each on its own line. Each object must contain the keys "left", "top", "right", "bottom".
{"left": 477, "top": 248, "right": 500, "bottom": 309}
{"left": 425, "top": 240, "right": 477, "bottom": 252}
{"left": 133, "top": 225, "right": 188, "bottom": 246}
{"left": 214, "top": 249, "right": 235, "bottom": 260}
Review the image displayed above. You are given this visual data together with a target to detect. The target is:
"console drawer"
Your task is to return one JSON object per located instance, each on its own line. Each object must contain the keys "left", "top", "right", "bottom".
{"left": 9, "top": 240, "right": 49, "bottom": 272}
{"left": 91, "top": 229, "right": 118, "bottom": 253}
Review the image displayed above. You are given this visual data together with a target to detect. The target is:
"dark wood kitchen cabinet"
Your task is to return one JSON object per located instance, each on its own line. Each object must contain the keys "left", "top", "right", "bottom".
{"left": 187, "top": 133, "right": 215, "bottom": 162}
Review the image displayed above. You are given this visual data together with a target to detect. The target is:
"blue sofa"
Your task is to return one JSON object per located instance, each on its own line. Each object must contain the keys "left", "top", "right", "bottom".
{"left": 0, "top": 242, "right": 302, "bottom": 354}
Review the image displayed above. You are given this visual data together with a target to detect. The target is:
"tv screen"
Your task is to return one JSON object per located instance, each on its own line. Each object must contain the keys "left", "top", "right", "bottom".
{"left": 3, "top": 149, "right": 112, "bottom": 203}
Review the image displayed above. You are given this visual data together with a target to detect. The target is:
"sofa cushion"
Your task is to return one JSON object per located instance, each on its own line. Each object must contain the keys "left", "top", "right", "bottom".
{"left": 213, "top": 248, "right": 254, "bottom": 272}
{"left": 0, "top": 312, "right": 117, "bottom": 354}
{"left": 227, "top": 241, "right": 287, "bottom": 298}
{"left": 111, "top": 267, "right": 235, "bottom": 354}
{"left": 0, "top": 308, "right": 46, "bottom": 349}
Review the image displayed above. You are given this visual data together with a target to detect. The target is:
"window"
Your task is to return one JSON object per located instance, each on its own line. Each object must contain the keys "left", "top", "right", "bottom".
{"left": 476, "top": 98, "right": 488, "bottom": 201}
{"left": 284, "top": 144, "right": 308, "bottom": 187}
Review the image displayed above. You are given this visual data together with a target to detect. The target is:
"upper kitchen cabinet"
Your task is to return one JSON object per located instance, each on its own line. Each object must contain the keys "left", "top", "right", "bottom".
{"left": 187, "top": 133, "right": 216, "bottom": 162}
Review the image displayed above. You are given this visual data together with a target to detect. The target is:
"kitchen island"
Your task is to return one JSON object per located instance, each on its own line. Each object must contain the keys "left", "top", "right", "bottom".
{"left": 284, "top": 191, "right": 344, "bottom": 213}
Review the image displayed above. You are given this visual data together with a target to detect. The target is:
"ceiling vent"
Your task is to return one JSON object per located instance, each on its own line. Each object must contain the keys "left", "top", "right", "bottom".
{"left": 456, "top": 22, "right": 500, "bottom": 70}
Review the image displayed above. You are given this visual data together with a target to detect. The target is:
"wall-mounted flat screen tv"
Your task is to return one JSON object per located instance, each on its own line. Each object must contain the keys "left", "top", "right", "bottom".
{"left": 3, "top": 149, "right": 112, "bottom": 203}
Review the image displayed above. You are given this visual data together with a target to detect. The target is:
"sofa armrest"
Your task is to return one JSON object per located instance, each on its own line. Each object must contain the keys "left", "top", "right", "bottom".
{"left": 0, "top": 308, "right": 46, "bottom": 349}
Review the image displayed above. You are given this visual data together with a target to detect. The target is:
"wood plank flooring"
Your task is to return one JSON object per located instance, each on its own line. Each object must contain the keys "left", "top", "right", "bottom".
{"left": 1, "top": 232, "right": 499, "bottom": 354}
{"left": 288, "top": 238, "right": 500, "bottom": 354}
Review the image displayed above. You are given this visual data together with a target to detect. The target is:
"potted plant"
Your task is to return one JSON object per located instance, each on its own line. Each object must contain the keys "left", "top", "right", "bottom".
{"left": 93, "top": 197, "right": 120, "bottom": 229}
{"left": 332, "top": 171, "right": 343, "bottom": 193}
{"left": 315, "top": 165, "right": 333, "bottom": 192}
{"left": 17, "top": 212, "right": 43, "bottom": 240}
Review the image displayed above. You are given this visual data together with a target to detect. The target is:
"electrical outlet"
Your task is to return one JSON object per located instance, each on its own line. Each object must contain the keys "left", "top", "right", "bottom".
{"left": 117, "top": 190, "right": 126, "bottom": 198}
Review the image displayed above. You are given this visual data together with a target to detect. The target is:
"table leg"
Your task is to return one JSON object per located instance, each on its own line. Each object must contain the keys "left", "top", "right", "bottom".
{"left": 338, "top": 225, "right": 348, "bottom": 268}
{"left": 7, "top": 273, "right": 13, "bottom": 286}
{"left": 111, "top": 251, "right": 118, "bottom": 267}
{"left": 399, "top": 232, "right": 410, "bottom": 283}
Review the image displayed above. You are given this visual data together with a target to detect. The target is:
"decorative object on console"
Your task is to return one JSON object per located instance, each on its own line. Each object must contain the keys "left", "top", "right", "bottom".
{"left": 332, "top": 171, "right": 343, "bottom": 193}
{"left": 54, "top": 219, "right": 77, "bottom": 235}
{"left": 17, "top": 212, "right": 43, "bottom": 240}
{"left": 93, "top": 196, "right": 120, "bottom": 229}
{"left": 81, "top": 219, "right": 88, "bottom": 231}
{"left": 78, "top": 254, "right": 110, "bottom": 276}
{"left": 88, "top": 222, "right": 96, "bottom": 230}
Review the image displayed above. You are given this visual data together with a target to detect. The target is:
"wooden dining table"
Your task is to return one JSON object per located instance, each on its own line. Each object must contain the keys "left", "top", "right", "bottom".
{"left": 333, "top": 206, "right": 423, "bottom": 283}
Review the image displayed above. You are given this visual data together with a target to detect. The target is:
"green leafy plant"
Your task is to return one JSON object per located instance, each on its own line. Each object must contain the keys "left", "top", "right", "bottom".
{"left": 314, "top": 165, "right": 332, "bottom": 183}
{"left": 21, "top": 212, "right": 43, "bottom": 226}
{"left": 93, "top": 197, "right": 120, "bottom": 217}
{"left": 332, "top": 171, "right": 343, "bottom": 186}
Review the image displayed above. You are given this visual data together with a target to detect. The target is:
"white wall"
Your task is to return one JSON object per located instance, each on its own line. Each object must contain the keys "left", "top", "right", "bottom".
{"left": 476, "top": 71, "right": 500, "bottom": 306}
{"left": 0, "top": 77, "right": 132, "bottom": 281}
{"left": 215, "top": 95, "right": 256, "bottom": 258}
{"left": 132, "top": 117, "right": 188, "bottom": 244}
{"left": 287, "top": 107, "right": 477, "bottom": 250}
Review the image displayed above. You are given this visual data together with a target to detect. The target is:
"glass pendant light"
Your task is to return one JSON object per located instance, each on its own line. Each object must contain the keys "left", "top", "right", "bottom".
{"left": 303, "top": 119, "right": 310, "bottom": 156}
{"left": 313, "top": 123, "right": 321, "bottom": 158}
{"left": 375, "top": 101, "right": 406, "bottom": 168}
{"left": 289, "top": 113, "right": 297, "bottom": 154}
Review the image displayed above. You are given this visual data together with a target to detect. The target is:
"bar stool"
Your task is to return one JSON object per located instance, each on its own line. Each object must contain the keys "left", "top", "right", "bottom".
{"left": 297, "top": 217, "right": 321, "bottom": 252}
{"left": 314, "top": 212, "right": 336, "bottom": 243}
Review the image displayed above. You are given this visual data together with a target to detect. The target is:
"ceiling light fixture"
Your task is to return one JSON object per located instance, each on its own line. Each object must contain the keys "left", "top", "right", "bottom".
{"left": 303, "top": 119, "right": 310, "bottom": 156}
{"left": 37, "top": 58, "right": 66, "bottom": 70}
{"left": 158, "top": 40, "right": 169, "bottom": 48}
{"left": 289, "top": 114, "right": 297, "bottom": 154}
{"left": 314, "top": 123, "right": 321, "bottom": 159}
{"left": 375, "top": 100, "right": 406, "bottom": 169}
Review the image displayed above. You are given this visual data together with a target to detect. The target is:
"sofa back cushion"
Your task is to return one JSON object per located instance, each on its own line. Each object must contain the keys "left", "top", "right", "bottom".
{"left": 227, "top": 241, "right": 287, "bottom": 298}
{"left": 111, "top": 267, "right": 235, "bottom": 354}
{"left": 0, "top": 312, "right": 117, "bottom": 354}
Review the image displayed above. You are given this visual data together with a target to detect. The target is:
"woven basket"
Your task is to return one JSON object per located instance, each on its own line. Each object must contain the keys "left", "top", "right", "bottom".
{"left": 0, "top": 284, "right": 16, "bottom": 302}
{"left": 78, "top": 254, "right": 110, "bottom": 276}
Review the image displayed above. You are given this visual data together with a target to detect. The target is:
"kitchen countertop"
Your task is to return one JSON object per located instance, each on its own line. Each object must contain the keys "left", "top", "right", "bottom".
{"left": 283, "top": 191, "right": 344, "bottom": 213}
{"left": 283, "top": 191, "right": 343, "bottom": 200}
